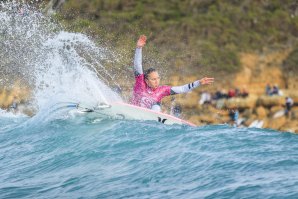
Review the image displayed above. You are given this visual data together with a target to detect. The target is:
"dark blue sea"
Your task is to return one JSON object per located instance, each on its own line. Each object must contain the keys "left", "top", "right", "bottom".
{"left": 1, "top": 112, "right": 298, "bottom": 199}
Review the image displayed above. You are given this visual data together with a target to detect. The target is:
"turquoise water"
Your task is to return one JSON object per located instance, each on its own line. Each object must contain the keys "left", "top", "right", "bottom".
{"left": 1, "top": 113, "right": 298, "bottom": 198}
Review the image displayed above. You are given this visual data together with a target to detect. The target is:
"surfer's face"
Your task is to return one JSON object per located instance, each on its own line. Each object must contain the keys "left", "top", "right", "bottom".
{"left": 145, "top": 71, "right": 160, "bottom": 89}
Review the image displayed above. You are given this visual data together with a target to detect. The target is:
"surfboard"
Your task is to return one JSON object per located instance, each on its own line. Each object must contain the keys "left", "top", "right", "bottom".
{"left": 76, "top": 102, "right": 196, "bottom": 126}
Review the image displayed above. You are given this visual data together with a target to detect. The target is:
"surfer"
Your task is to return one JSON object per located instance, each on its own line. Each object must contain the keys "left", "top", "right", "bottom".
{"left": 131, "top": 35, "right": 214, "bottom": 111}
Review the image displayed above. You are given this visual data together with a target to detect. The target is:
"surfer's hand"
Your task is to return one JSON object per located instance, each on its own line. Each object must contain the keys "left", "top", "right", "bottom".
{"left": 137, "top": 35, "right": 147, "bottom": 48}
{"left": 199, "top": 77, "right": 214, "bottom": 85}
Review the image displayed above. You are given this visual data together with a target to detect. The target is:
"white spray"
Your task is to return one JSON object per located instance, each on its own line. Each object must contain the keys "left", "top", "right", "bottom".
{"left": 0, "top": 2, "right": 122, "bottom": 119}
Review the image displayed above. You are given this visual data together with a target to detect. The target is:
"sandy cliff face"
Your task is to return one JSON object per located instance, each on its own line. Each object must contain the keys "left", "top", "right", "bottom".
{"left": 170, "top": 49, "right": 298, "bottom": 132}
{"left": 234, "top": 50, "right": 292, "bottom": 95}
{"left": 235, "top": 50, "right": 298, "bottom": 103}
{"left": 0, "top": 82, "right": 31, "bottom": 109}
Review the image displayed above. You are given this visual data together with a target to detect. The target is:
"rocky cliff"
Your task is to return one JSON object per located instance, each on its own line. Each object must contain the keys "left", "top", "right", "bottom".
{"left": 165, "top": 50, "right": 298, "bottom": 133}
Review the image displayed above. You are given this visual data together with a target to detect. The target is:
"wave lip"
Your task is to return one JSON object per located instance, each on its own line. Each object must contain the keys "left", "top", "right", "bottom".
{"left": 1, "top": 1, "right": 121, "bottom": 117}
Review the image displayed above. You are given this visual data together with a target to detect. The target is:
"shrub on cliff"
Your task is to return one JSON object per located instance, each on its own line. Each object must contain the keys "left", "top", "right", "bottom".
{"left": 283, "top": 47, "right": 298, "bottom": 73}
{"left": 52, "top": 0, "right": 298, "bottom": 76}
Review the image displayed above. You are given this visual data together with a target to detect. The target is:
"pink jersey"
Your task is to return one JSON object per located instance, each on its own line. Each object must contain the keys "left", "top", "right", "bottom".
{"left": 131, "top": 74, "right": 171, "bottom": 109}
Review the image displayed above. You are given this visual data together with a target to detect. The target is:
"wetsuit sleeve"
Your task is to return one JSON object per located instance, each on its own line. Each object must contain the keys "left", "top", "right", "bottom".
{"left": 170, "top": 81, "right": 200, "bottom": 94}
{"left": 134, "top": 48, "right": 143, "bottom": 76}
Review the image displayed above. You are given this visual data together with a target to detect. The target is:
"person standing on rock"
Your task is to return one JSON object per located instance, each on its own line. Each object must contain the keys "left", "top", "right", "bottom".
{"left": 229, "top": 108, "right": 239, "bottom": 127}
{"left": 131, "top": 35, "right": 214, "bottom": 112}
{"left": 265, "top": 83, "right": 271, "bottom": 95}
{"left": 285, "top": 97, "right": 294, "bottom": 117}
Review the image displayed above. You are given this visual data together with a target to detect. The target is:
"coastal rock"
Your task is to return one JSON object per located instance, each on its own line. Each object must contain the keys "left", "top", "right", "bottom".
{"left": 282, "top": 90, "right": 298, "bottom": 103}
{"left": 244, "top": 114, "right": 257, "bottom": 127}
{"left": 0, "top": 83, "right": 31, "bottom": 109}
{"left": 280, "top": 120, "right": 298, "bottom": 133}
{"left": 292, "top": 95, "right": 298, "bottom": 105}
{"left": 225, "top": 95, "right": 257, "bottom": 109}
{"left": 257, "top": 95, "right": 284, "bottom": 107}
{"left": 176, "top": 92, "right": 199, "bottom": 108}
{"left": 235, "top": 51, "right": 288, "bottom": 95}
{"left": 291, "top": 107, "right": 298, "bottom": 118}
{"left": 270, "top": 105, "right": 284, "bottom": 114}
{"left": 256, "top": 106, "right": 267, "bottom": 119}
{"left": 196, "top": 114, "right": 218, "bottom": 124}
{"left": 187, "top": 107, "right": 224, "bottom": 124}
{"left": 291, "top": 106, "right": 298, "bottom": 112}
{"left": 188, "top": 115, "right": 202, "bottom": 125}
{"left": 169, "top": 75, "right": 182, "bottom": 86}
{"left": 267, "top": 116, "right": 287, "bottom": 130}
{"left": 242, "top": 109, "right": 253, "bottom": 118}
{"left": 261, "top": 118, "right": 270, "bottom": 129}
{"left": 0, "top": 89, "right": 8, "bottom": 108}
{"left": 281, "top": 107, "right": 298, "bottom": 120}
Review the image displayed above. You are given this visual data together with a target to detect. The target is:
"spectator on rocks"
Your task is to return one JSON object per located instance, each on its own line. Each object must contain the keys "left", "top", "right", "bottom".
{"left": 241, "top": 87, "right": 249, "bottom": 98}
{"left": 228, "top": 89, "right": 236, "bottom": 98}
{"left": 214, "top": 89, "right": 228, "bottom": 100}
{"left": 285, "top": 97, "right": 294, "bottom": 118}
{"left": 229, "top": 108, "right": 239, "bottom": 127}
{"left": 199, "top": 90, "right": 212, "bottom": 105}
{"left": 235, "top": 88, "right": 241, "bottom": 97}
{"left": 271, "top": 85, "right": 279, "bottom": 95}
{"left": 222, "top": 89, "right": 228, "bottom": 99}
{"left": 213, "top": 89, "right": 228, "bottom": 109}
{"left": 265, "top": 84, "right": 271, "bottom": 95}
{"left": 214, "top": 90, "right": 223, "bottom": 100}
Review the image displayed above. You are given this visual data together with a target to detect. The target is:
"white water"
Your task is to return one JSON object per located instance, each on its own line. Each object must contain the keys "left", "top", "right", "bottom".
{"left": 0, "top": 1, "right": 122, "bottom": 117}
{"left": 33, "top": 31, "right": 122, "bottom": 110}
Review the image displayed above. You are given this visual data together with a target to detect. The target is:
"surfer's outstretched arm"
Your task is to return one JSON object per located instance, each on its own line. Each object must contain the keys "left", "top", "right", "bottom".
{"left": 170, "top": 77, "right": 214, "bottom": 94}
{"left": 134, "top": 35, "right": 147, "bottom": 76}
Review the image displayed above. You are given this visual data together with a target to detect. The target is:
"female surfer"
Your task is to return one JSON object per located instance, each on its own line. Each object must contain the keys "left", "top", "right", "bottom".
{"left": 131, "top": 35, "right": 214, "bottom": 112}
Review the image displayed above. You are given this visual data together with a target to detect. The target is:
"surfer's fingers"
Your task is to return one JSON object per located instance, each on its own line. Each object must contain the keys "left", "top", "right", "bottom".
{"left": 201, "top": 77, "right": 214, "bottom": 84}
{"left": 137, "top": 35, "right": 147, "bottom": 47}
{"left": 205, "top": 77, "right": 214, "bottom": 81}
{"left": 139, "top": 35, "right": 147, "bottom": 41}
{"left": 205, "top": 77, "right": 214, "bottom": 83}
{"left": 140, "top": 34, "right": 146, "bottom": 38}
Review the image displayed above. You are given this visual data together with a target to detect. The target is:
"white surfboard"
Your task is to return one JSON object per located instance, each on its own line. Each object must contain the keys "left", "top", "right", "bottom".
{"left": 76, "top": 102, "right": 196, "bottom": 126}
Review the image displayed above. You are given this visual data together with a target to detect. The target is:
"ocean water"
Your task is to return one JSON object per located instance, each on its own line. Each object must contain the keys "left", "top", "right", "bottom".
{"left": 1, "top": 2, "right": 298, "bottom": 198}
{"left": 1, "top": 112, "right": 298, "bottom": 199}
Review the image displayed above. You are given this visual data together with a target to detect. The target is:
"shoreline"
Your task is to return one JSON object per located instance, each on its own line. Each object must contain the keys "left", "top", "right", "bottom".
{"left": 1, "top": 86, "right": 297, "bottom": 133}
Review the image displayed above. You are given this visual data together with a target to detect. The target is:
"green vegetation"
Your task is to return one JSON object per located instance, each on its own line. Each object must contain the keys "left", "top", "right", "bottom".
{"left": 55, "top": 0, "right": 298, "bottom": 76}
{"left": 283, "top": 47, "right": 298, "bottom": 73}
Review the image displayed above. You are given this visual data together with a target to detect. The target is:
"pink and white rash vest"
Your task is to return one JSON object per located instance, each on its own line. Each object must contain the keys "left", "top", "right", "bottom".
{"left": 131, "top": 47, "right": 200, "bottom": 111}
{"left": 131, "top": 74, "right": 171, "bottom": 110}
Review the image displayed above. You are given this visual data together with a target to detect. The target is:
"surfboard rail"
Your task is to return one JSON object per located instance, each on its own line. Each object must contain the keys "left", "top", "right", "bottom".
{"left": 77, "top": 101, "right": 196, "bottom": 127}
